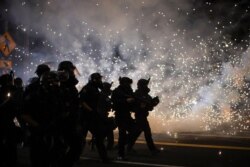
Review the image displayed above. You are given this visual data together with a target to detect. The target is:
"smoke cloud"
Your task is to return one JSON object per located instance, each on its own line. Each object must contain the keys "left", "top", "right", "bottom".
{"left": 4, "top": 0, "right": 250, "bottom": 134}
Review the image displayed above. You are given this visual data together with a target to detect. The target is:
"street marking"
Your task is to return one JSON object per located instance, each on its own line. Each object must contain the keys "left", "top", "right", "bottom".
{"left": 80, "top": 156, "right": 184, "bottom": 167}
{"left": 134, "top": 140, "right": 250, "bottom": 151}
{"left": 111, "top": 160, "right": 183, "bottom": 167}
{"left": 175, "top": 133, "right": 250, "bottom": 140}
{"left": 86, "top": 137, "right": 250, "bottom": 151}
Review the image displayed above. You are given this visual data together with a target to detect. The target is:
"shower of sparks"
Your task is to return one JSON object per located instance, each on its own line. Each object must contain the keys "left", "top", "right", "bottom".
{"left": 3, "top": 0, "right": 250, "bottom": 135}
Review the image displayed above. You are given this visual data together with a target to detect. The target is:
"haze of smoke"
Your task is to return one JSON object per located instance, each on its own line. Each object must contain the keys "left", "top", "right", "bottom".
{"left": 7, "top": 0, "right": 250, "bottom": 133}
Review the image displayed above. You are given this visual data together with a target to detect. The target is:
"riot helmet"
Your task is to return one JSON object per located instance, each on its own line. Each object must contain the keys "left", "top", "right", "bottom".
{"left": 90, "top": 72, "right": 102, "bottom": 81}
{"left": 58, "top": 61, "right": 79, "bottom": 86}
{"left": 57, "top": 61, "right": 75, "bottom": 72}
{"left": 137, "top": 78, "right": 150, "bottom": 88}
{"left": 137, "top": 78, "right": 150, "bottom": 93}
{"left": 89, "top": 72, "right": 103, "bottom": 89}
{"left": 119, "top": 77, "right": 133, "bottom": 85}
{"left": 35, "top": 64, "right": 50, "bottom": 77}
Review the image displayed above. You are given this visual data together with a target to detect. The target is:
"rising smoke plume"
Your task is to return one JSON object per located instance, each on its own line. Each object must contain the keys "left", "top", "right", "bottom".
{"left": 2, "top": 0, "right": 250, "bottom": 134}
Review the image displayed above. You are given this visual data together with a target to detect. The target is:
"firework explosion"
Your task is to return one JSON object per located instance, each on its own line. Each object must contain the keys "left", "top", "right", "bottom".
{"left": 1, "top": 0, "right": 250, "bottom": 134}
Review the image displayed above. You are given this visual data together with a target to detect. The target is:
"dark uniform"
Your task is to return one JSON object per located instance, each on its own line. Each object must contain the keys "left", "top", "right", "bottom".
{"left": 0, "top": 73, "right": 19, "bottom": 167}
{"left": 22, "top": 63, "right": 51, "bottom": 153}
{"left": 111, "top": 77, "right": 136, "bottom": 160}
{"left": 13, "top": 77, "right": 28, "bottom": 145}
{"left": 97, "top": 82, "right": 116, "bottom": 150}
{"left": 79, "top": 73, "right": 109, "bottom": 162}
{"left": 127, "top": 78, "right": 160, "bottom": 154}
{"left": 57, "top": 61, "right": 83, "bottom": 167}
{"left": 22, "top": 71, "right": 66, "bottom": 167}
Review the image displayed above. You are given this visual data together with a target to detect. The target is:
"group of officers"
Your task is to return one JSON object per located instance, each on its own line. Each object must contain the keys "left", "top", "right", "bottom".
{"left": 0, "top": 60, "right": 160, "bottom": 167}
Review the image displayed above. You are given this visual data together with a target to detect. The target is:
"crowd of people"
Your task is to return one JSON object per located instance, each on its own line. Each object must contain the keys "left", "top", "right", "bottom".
{"left": 0, "top": 60, "right": 160, "bottom": 167}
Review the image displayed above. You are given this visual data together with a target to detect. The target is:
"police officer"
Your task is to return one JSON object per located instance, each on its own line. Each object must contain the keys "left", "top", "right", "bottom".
{"left": 79, "top": 72, "right": 109, "bottom": 163}
{"left": 57, "top": 61, "right": 83, "bottom": 167}
{"left": 111, "top": 77, "right": 136, "bottom": 160}
{"left": 22, "top": 71, "right": 66, "bottom": 167}
{"left": 127, "top": 78, "right": 160, "bottom": 155}
{"left": 0, "top": 73, "right": 19, "bottom": 167}
{"left": 97, "top": 82, "right": 116, "bottom": 150}
{"left": 14, "top": 77, "right": 24, "bottom": 118}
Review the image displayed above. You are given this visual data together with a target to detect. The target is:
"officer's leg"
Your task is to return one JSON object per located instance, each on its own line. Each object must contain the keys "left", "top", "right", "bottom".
{"left": 117, "top": 122, "right": 127, "bottom": 158}
{"left": 106, "top": 129, "right": 114, "bottom": 150}
{"left": 61, "top": 126, "right": 84, "bottom": 167}
{"left": 89, "top": 123, "right": 108, "bottom": 162}
{"left": 127, "top": 121, "right": 141, "bottom": 151}
{"left": 6, "top": 136, "right": 17, "bottom": 167}
{"left": 0, "top": 137, "right": 4, "bottom": 167}
{"left": 126, "top": 118, "right": 141, "bottom": 151}
{"left": 30, "top": 135, "right": 50, "bottom": 167}
{"left": 143, "top": 120, "right": 157, "bottom": 151}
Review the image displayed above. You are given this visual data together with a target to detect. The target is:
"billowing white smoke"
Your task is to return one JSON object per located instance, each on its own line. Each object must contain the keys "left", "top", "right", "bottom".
{"left": 8, "top": 0, "right": 250, "bottom": 134}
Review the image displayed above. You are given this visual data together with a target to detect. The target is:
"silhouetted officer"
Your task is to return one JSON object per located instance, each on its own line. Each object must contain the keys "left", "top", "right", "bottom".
{"left": 111, "top": 77, "right": 136, "bottom": 160}
{"left": 13, "top": 77, "right": 24, "bottom": 118}
{"left": 13, "top": 77, "right": 25, "bottom": 146}
{"left": 57, "top": 61, "right": 83, "bottom": 167}
{"left": 22, "top": 71, "right": 65, "bottom": 167}
{"left": 127, "top": 78, "right": 160, "bottom": 155}
{"left": 14, "top": 77, "right": 24, "bottom": 104}
{"left": 79, "top": 72, "right": 109, "bottom": 163}
{"left": 97, "top": 82, "right": 116, "bottom": 150}
{"left": 22, "top": 64, "right": 51, "bottom": 150}
{"left": 0, "top": 73, "right": 19, "bottom": 167}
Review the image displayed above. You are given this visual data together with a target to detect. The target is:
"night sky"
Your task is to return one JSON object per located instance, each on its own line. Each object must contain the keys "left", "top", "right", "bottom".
{"left": 0, "top": 0, "right": 250, "bottom": 134}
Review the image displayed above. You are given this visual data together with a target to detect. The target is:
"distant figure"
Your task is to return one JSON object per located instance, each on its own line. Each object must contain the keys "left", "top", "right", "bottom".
{"left": 127, "top": 78, "right": 160, "bottom": 155}
{"left": 111, "top": 77, "right": 136, "bottom": 160}
{"left": 79, "top": 72, "right": 109, "bottom": 163}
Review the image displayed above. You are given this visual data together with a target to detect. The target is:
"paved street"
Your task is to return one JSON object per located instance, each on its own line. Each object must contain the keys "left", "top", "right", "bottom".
{"left": 17, "top": 132, "right": 250, "bottom": 167}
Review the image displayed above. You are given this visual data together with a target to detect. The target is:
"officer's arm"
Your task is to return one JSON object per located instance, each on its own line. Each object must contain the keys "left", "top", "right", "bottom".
{"left": 21, "top": 92, "right": 40, "bottom": 127}
{"left": 79, "top": 87, "right": 93, "bottom": 112}
{"left": 152, "top": 96, "right": 160, "bottom": 106}
{"left": 21, "top": 114, "right": 39, "bottom": 127}
{"left": 80, "top": 101, "right": 93, "bottom": 112}
{"left": 126, "top": 97, "right": 135, "bottom": 103}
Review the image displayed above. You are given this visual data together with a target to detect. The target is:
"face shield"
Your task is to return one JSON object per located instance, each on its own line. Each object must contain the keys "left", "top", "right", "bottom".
{"left": 40, "top": 71, "right": 60, "bottom": 87}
